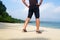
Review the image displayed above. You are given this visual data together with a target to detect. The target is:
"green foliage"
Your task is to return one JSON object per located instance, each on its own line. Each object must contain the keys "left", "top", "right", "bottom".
{"left": 0, "top": 1, "right": 6, "bottom": 14}
{"left": 0, "top": 1, "right": 24, "bottom": 23}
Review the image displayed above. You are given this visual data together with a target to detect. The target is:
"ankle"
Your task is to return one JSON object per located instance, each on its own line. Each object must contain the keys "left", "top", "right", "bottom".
{"left": 36, "top": 29, "right": 40, "bottom": 31}
{"left": 23, "top": 28, "right": 26, "bottom": 30}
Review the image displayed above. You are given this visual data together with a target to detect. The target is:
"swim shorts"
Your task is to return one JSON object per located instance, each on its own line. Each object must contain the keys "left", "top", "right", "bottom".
{"left": 28, "top": 5, "right": 40, "bottom": 19}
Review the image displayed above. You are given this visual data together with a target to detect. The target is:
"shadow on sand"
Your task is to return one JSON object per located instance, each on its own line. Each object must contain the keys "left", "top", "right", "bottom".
{"left": 9, "top": 38, "right": 50, "bottom": 40}
{"left": 27, "top": 29, "right": 47, "bottom": 33}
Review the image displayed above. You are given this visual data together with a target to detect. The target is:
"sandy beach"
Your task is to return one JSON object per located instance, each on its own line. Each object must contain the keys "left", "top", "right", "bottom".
{"left": 0, "top": 22, "right": 60, "bottom": 40}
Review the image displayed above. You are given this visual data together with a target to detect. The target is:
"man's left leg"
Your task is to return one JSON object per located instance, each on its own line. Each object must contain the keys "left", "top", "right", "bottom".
{"left": 23, "top": 18, "right": 30, "bottom": 30}
{"left": 23, "top": 7, "right": 33, "bottom": 32}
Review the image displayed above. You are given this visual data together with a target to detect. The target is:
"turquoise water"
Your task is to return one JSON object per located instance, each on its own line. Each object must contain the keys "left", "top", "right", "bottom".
{"left": 29, "top": 21, "right": 60, "bottom": 29}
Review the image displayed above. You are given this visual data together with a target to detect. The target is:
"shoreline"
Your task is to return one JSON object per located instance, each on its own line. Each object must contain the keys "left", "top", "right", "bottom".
{"left": 0, "top": 22, "right": 60, "bottom": 40}
{"left": 0, "top": 22, "right": 60, "bottom": 29}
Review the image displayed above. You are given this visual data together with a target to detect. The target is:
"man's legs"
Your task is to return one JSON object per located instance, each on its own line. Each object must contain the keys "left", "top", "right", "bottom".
{"left": 35, "top": 18, "right": 42, "bottom": 33}
{"left": 36, "top": 18, "right": 40, "bottom": 31}
{"left": 22, "top": 7, "right": 33, "bottom": 32}
{"left": 34, "top": 6, "right": 41, "bottom": 33}
{"left": 23, "top": 18, "right": 30, "bottom": 30}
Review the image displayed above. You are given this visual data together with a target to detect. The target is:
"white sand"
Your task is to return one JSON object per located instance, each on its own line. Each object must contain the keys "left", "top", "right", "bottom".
{"left": 0, "top": 22, "right": 60, "bottom": 40}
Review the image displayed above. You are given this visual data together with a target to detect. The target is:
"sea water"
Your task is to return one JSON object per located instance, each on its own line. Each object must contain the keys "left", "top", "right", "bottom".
{"left": 29, "top": 21, "right": 60, "bottom": 29}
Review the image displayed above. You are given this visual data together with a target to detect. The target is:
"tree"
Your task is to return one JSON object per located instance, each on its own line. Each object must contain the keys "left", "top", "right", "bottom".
{"left": 0, "top": 1, "right": 6, "bottom": 15}
{"left": 0, "top": 0, "right": 24, "bottom": 23}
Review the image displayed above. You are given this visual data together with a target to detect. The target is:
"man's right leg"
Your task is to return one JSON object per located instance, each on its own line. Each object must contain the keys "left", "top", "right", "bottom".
{"left": 36, "top": 18, "right": 40, "bottom": 31}
{"left": 34, "top": 6, "right": 41, "bottom": 33}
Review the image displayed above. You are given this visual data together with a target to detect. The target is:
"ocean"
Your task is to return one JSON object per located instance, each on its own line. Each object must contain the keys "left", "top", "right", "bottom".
{"left": 29, "top": 21, "right": 60, "bottom": 29}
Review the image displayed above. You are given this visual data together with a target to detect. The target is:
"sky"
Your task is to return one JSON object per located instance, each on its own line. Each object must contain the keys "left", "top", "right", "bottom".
{"left": 1, "top": 0, "right": 60, "bottom": 22}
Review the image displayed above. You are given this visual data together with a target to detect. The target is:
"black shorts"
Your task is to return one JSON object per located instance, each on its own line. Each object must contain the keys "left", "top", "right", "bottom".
{"left": 28, "top": 5, "right": 40, "bottom": 19}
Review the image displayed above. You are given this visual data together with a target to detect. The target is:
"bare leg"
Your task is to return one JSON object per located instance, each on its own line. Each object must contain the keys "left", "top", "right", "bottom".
{"left": 36, "top": 18, "right": 40, "bottom": 31}
{"left": 23, "top": 18, "right": 30, "bottom": 30}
